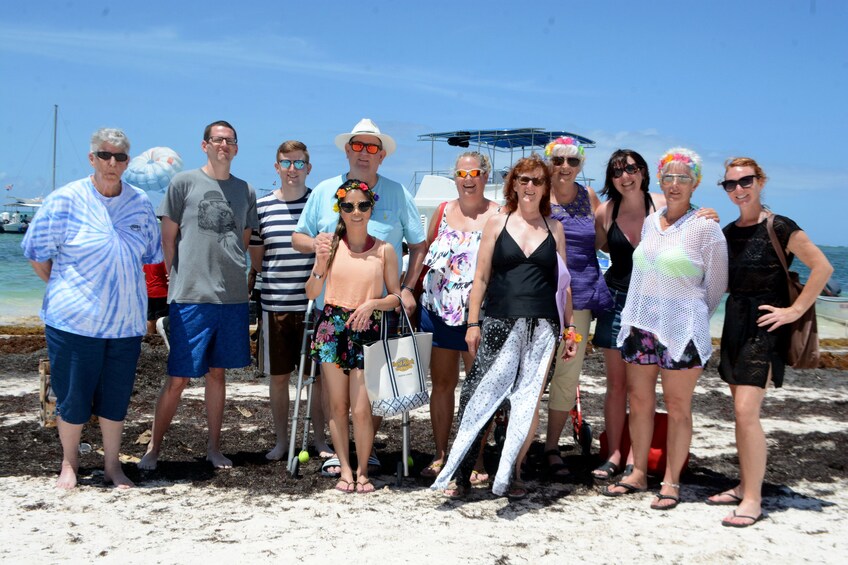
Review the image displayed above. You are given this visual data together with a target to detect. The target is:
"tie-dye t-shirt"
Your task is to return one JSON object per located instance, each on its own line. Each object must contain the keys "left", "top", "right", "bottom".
{"left": 22, "top": 177, "right": 163, "bottom": 338}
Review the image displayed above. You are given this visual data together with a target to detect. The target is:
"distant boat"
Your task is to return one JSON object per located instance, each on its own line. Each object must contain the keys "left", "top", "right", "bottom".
{"left": 816, "top": 295, "right": 848, "bottom": 326}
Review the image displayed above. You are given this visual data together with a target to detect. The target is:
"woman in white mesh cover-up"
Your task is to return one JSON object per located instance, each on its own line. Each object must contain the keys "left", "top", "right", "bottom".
{"left": 602, "top": 148, "right": 727, "bottom": 511}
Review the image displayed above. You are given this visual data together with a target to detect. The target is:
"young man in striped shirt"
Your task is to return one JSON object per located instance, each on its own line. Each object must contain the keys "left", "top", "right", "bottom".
{"left": 250, "top": 140, "right": 331, "bottom": 461}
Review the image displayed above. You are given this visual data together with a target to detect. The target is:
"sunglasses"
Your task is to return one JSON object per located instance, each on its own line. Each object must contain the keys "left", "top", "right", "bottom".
{"left": 661, "top": 174, "right": 694, "bottom": 186}
{"left": 455, "top": 169, "right": 483, "bottom": 178}
{"left": 95, "top": 151, "right": 129, "bottom": 162}
{"left": 349, "top": 140, "right": 382, "bottom": 154}
{"left": 612, "top": 164, "right": 641, "bottom": 178}
{"left": 279, "top": 159, "right": 307, "bottom": 170}
{"left": 339, "top": 201, "right": 374, "bottom": 213}
{"left": 551, "top": 156, "right": 581, "bottom": 167}
{"left": 719, "top": 175, "right": 757, "bottom": 192}
{"left": 207, "top": 136, "right": 237, "bottom": 145}
{"left": 517, "top": 176, "right": 545, "bottom": 187}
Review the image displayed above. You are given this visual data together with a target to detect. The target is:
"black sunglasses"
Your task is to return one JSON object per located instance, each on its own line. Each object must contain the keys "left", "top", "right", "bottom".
{"left": 719, "top": 175, "right": 757, "bottom": 192}
{"left": 551, "top": 156, "right": 581, "bottom": 167}
{"left": 95, "top": 151, "right": 129, "bottom": 162}
{"left": 612, "top": 164, "right": 641, "bottom": 178}
{"left": 339, "top": 201, "right": 373, "bottom": 213}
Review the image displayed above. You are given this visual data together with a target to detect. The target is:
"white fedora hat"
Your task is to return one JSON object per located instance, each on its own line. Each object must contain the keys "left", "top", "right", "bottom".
{"left": 334, "top": 118, "right": 396, "bottom": 156}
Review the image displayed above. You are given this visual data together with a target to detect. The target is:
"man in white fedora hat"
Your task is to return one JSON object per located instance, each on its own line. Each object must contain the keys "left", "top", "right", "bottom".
{"left": 293, "top": 118, "right": 425, "bottom": 314}
{"left": 293, "top": 118, "right": 426, "bottom": 474}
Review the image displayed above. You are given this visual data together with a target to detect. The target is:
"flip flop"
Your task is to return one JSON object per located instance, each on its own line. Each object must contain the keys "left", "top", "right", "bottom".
{"left": 705, "top": 491, "right": 743, "bottom": 506}
{"left": 721, "top": 510, "right": 766, "bottom": 528}
{"left": 355, "top": 478, "right": 375, "bottom": 494}
{"left": 321, "top": 457, "right": 341, "bottom": 478}
{"left": 601, "top": 481, "right": 647, "bottom": 497}
{"left": 650, "top": 493, "right": 680, "bottom": 510}
{"left": 507, "top": 480, "right": 529, "bottom": 501}
{"left": 544, "top": 449, "right": 570, "bottom": 478}
{"left": 444, "top": 481, "right": 467, "bottom": 500}
{"left": 592, "top": 460, "right": 622, "bottom": 481}
{"left": 420, "top": 461, "right": 443, "bottom": 478}
{"left": 470, "top": 469, "right": 489, "bottom": 486}
{"left": 334, "top": 478, "right": 354, "bottom": 493}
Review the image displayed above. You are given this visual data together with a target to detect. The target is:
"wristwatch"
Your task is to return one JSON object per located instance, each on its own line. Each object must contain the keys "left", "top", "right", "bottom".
{"left": 312, "top": 272, "right": 324, "bottom": 280}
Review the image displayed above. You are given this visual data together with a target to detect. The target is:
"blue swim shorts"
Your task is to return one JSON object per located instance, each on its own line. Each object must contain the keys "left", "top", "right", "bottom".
{"left": 167, "top": 302, "right": 251, "bottom": 378}
{"left": 45, "top": 325, "right": 142, "bottom": 424}
{"left": 420, "top": 308, "right": 468, "bottom": 351}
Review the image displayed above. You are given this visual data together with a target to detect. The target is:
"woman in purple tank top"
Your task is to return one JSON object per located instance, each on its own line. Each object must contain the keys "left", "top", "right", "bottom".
{"left": 542, "top": 137, "right": 612, "bottom": 478}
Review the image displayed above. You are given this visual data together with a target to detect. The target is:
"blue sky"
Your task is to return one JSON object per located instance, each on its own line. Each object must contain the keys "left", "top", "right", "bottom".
{"left": 2, "top": 0, "right": 847, "bottom": 244}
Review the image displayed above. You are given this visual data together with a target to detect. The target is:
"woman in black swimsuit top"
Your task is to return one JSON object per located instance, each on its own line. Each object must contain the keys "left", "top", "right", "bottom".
{"left": 431, "top": 155, "right": 577, "bottom": 500}
{"left": 604, "top": 191, "right": 655, "bottom": 292}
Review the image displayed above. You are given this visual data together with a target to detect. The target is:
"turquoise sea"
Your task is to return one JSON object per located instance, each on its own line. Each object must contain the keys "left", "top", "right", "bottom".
{"left": 2, "top": 232, "right": 847, "bottom": 333}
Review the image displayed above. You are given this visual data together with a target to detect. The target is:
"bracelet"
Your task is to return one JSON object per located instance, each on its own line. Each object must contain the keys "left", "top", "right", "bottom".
{"left": 562, "top": 328, "right": 583, "bottom": 342}
{"left": 311, "top": 272, "right": 324, "bottom": 280}
{"left": 467, "top": 322, "right": 481, "bottom": 328}
{"left": 400, "top": 284, "right": 414, "bottom": 293}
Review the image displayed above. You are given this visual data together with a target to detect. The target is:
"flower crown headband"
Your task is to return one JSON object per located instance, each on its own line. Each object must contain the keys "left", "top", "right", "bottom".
{"left": 332, "top": 180, "right": 378, "bottom": 212}
{"left": 657, "top": 149, "right": 702, "bottom": 183}
{"left": 544, "top": 136, "right": 585, "bottom": 158}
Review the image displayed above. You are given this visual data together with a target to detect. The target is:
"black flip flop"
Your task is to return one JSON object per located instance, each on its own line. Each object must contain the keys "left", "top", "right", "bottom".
{"left": 650, "top": 493, "right": 680, "bottom": 510}
{"left": 722, "top": 510, "right": 766, "bottom": 528}
{"left": 705, "top": 492, "right": 742, "bottom": 506}
{"left": 601, "top": 481, "right": 647, "bottom": 497}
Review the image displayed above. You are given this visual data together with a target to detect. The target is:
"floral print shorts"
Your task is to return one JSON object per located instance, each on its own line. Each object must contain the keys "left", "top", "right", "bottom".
{"left": 621, "top": 327, "right": 704, "bottom": 370}
{"left": 310, "top": 304, "right": 382, "bottom": 371}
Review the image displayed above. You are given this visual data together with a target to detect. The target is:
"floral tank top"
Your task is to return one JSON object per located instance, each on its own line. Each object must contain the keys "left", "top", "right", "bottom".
{"left": 421, "top": 212, "right": 483, "bottom": 326}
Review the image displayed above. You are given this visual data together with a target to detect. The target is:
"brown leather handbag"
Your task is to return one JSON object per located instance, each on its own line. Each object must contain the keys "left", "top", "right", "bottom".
{"left": 765, "top": 213, "right": 820, "bottom": 369}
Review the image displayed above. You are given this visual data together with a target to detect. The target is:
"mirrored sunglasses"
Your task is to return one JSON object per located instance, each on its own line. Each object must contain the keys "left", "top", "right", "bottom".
{"left": 279, "top": 159, "right": 307, "bottom": 170}
{"left": 455, "top": 169, "right": 483, "bottom": 178}
{"left": 349, "top": 141, "right": 381, "bottom": 154}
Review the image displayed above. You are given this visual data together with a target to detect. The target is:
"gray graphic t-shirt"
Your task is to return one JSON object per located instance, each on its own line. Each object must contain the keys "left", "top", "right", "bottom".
{"left": 158, "top": 168, "right": 259, "bottom": 304}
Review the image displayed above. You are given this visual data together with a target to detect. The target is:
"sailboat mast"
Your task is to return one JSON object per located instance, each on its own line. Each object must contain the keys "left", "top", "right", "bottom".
{"left": 51, "top": 104, "right": 58, "bottom": 191}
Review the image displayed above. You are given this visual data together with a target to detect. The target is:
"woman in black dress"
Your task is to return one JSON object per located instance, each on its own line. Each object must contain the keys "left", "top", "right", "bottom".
{"left": 711, "top": 157, "right": 832, "bottom": 527}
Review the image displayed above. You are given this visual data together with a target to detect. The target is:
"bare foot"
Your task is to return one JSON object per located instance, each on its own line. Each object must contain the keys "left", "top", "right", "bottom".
{"left": 104, "top": 465, "right": 135, "bottom": 489}
{"left": 137, "top": 448, "right": 159, "bottom": 471}
{"left": 313, "top": 443, "right": 334, "bottom": 459}
{"left": 206, "top": 450, "right": 233, "bottom": 469}
{"left": 56, "top": 461, "right": 78, "bottom": 490}
{"left": 265, "top": 444, "right": 287, "bottom": 461}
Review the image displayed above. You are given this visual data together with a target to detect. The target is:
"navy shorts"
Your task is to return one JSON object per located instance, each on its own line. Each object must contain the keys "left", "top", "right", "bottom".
{"left": 45, "top": 326, "right": 142, "bottom": 424}
{"left": 167, "top": 302, "right": 251, "bottom": 378}
{"left": 592, "top": 287, "right": 627, "bottom": 349}
{"left": 620, "top": 327, "right": 704, "bottom": 370}
{"left": 420, "top": 308, "right": 468, "bottom": 351}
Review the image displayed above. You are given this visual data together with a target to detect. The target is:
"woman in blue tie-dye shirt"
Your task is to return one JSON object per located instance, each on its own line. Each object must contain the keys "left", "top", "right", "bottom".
{"left": 22, "top": 128, "right": 162, "bottom": 490}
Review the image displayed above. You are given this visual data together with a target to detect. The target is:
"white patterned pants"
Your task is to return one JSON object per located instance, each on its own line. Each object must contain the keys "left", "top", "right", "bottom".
{"left": 431, "top": 317, "right": 558, "bottom": 496}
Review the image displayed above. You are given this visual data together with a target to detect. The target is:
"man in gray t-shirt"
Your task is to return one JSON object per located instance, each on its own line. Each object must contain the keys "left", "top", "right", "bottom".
{"left": 139, "top": 120, "right": 259, "bottom": 471}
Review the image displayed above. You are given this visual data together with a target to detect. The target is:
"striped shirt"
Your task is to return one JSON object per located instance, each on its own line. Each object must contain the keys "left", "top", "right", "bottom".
{"left": 250, "top": 190, "right": 315, "bottom": 312}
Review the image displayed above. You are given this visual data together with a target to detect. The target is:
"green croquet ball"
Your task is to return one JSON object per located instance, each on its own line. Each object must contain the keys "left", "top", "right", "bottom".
{"left": 298, "top": 451, "right": 310, "bottom": 464}
{"left": 407, "top": 456, "right": 414, "bottom": 467}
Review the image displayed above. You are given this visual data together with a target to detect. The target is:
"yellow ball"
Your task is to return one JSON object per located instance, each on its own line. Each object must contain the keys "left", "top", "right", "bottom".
{"left": 298, "top": 451, "right": 310, "bottom": 463}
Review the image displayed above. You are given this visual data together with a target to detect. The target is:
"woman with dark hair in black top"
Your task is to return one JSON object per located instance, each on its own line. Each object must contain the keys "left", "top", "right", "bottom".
{"left": 431, "top": 154, "right": 578, "bottom": 500}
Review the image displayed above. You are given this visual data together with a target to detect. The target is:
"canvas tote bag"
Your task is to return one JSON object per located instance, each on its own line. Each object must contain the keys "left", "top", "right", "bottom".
{"left": 364, "top": 296, "right": 433, "bottom": 417}
{"left": 765, "top": 213, "right": 820, "bottom": 369}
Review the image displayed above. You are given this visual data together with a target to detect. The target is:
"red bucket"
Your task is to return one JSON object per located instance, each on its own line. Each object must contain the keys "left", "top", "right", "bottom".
{"left": 599, "top": 412, "right": 689, "bottom": 475}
